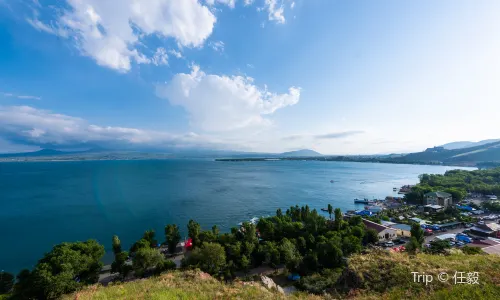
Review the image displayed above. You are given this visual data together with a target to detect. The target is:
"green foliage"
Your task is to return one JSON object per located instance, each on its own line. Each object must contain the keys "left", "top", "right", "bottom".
{"left": 187, "top": 219, "right": 201, "bottom": 248}
{"left": 112, "top": 235, "right": 122, "bottom": 255}
{"left": 327, "top": 204, "right": 333, "bottom": 219}
{"left": 425, "top": 239, "right": 451, "bottom": 254}
{"left": 461, "top": 245, "right": 483, "bottom": 255}
{"left": 406, "top": 237, "right": 421, "bottom": 255}
{"left": 183, "top": 243, "right": 226, "bottom": 276}
{"left": 279, "top": 238, "right": 302, "bottom": 271}
{"left": 111, "top": 235, "right": 130, "bottom": 278}
{"left": 258, "top": 241, "right": 281, "bottom": 268}
{"left": 410, "top": 223, "right": 425, "bottom": 246}
{"left": 132, "top": 247, "right": 165, "bottom": 277}
{"left": 164, "top": 224, "right": 181, "bottom": 254}
{"left": 295, "top": 269, "right": 341, "bottom": 295}
{"left": 13, "top": 240, "right": 104, "bottom": 299}
{"left": 363, "top": 228, "right": 379, "bottom": 245}
{"left": 333, "top": 208, "right": 342, "bottom": 231}
{"left": 482, "top": 201, "right": 500, "bottom": 212}
{"left": 130, "top": 238, "right": 150, "bottom": 254}
{"left": 0, "top": 271, "right": 14, "bottom": 294}
{"left": 142, "top": 230, "right": 158, "bottom": 248}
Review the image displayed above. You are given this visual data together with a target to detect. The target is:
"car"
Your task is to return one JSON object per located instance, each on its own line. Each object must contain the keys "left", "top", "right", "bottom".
{"left": 456, "top": 241, "right": 465, "bottom": 247}
{"left": 449, "top": 241, "right": 456, "bottom": 246}
{"left": 465, "top": 223, "right": 473, "bottom": 228}
{"left": 384, "top": 241, "right": 395, "bottom": 247}
{"left": 457, "top": 233, "right": 469, "bottom": 237}
{"left": 478, "top": 221, "right": 485, "bottom": 225}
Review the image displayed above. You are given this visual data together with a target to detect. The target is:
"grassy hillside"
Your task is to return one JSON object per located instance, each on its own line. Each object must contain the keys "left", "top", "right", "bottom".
{"left": 343, "top": 249, "right": 500, "bottom": 300}
{"left": 62, "top": 270, "right": 319, "bottom": 300}
{"left": 62, "top": 251, "right": 500, "bottom": 300}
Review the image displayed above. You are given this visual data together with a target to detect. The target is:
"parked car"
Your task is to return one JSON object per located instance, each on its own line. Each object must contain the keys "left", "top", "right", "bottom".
{"left": 456, "top": 241, "right": 465, "bottom": 247}
{"left": 465, "top": 223, "right": 473, "bottom": 228}
{"left": 449, "top": 241, "right": 456, "bottom": 246}
{"left": 384, "top": 241, "right": 395, "bottom": 247}
{"left": 478, "top": 221, "right": 485, "bottom": 225}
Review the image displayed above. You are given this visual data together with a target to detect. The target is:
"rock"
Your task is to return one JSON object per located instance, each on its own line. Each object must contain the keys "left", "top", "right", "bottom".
{"left": 260, "top": 275, "right": 285, "bottom": 294}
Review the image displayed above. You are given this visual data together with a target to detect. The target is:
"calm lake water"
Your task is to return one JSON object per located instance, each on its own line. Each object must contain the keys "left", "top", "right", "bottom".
{"left": 0, "top": 160, "right": 473, "bottom": 273}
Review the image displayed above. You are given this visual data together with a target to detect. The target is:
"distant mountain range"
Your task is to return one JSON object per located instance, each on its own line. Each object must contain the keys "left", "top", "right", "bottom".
{"left": 440, "top": 139, "right": 500, "bottom": 150}
{"left": 280, "top": 149, "right": 322, "bottom": 157}
{"left": 389, "top": 140, "right": 500, "bottom": 166}
{"left": 0, "top": 148, "right": 323, "bottom": 161}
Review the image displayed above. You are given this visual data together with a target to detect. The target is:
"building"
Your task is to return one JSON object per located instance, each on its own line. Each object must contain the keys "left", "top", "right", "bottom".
{"left": 423, "top": 204, "right": 444, "bottom": 214}
{"left": 470, "top": 223, "right": 500, "bottom": 238}
{"left": 389, "top": 223, "right": 412, "bottom": 237}
{"left": 424, "top": 191, "right": 452, "bottom": 208}
{"left": 409, "top": 217, "right": 425, "bottom": 224}
{"left": 363, "top": 219, "right": 398, "bottom": 241}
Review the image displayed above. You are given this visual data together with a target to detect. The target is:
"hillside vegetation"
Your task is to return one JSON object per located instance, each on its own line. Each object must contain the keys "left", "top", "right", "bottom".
{"left": 63, "top": 250, "right": 500, "bottom": 300}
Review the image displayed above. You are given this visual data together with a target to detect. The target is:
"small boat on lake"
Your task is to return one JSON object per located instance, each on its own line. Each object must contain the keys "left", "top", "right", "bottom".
{"left": 354, "top": 198, "right": 375, "bottom": 204}
{"left": 321, "top": 208, "right": 329, "bottom": 212}
{"left": 393, "top": 187, "right": 397, "bottom": 191}
{"left": 330, "top": 180, "right": 335, "bottom": 183}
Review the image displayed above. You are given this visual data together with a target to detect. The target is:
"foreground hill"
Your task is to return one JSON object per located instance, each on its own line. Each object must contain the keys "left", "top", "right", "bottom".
{"left": 64, "top": 250, "right": 500, "bottom": 300}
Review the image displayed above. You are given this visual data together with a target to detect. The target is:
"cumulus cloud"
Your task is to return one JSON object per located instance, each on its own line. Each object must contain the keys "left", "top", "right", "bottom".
{"left": 2, "top": 92, "right": 41, "bottom": 100}
{"left": 206, "top": 0, "right": 236, "bottom": 8}
{"left": 0, "top": 105, "right": 217, "bottom": 149}
{"left": 169, "top": 49, "right": 183, "bottom": 59}
{"left": 156, "top": 65, "right": 300, "bottom": 132}
{"left": 26, "top": 0, "right": 217, "bottom": 72}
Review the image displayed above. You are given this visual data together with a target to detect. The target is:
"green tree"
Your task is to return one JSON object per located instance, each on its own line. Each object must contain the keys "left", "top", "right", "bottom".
{"left": 132, "top": 247, "right": 166, "bottom": 277}
{"left": 184, "top": 242, "right": 226, "bottom": 275}
{"left": 0, "top": 271, "right": 14, "bottom": 294}
{"left": 327, "top": 204, "right": 333, "bottom": 220}
{"left": 406, "top": 237, "right": 421, "bottom": 255}
{"left": 259, "top": 241, "right": 281, "bottom": 268}
{"left": 112, "top": 235, "right": 122, "bottom": 254}
{"left": 410, "top": 223, "right": 425, "bottom": 246}
{"left": 334, "top": 208, "right": 343, "bottom": 231}
{"left": 14, "top": 240, "right": 104, "bottom": 299}
{"left": 130, "top": 238, "right": 150, "bottom": 254}
{"left": 342, "top": 236, "right": 362, "bottom": 256}
{"left": 187, "top": 219, "right": 201, "bottom": 248}
{"left": 13, "top": 269, "right": 33, "bottom": 299}
{"left": 240, "top": 255, "right": 250, "bottom": 273}
{"left": 279, "top": 238, "right": 302, "bottom": 271}
{"left": 426, "top": 239, "right": 451, "bottom": 254}
{"left": 164, "top": 224, "right": 181, "bottom": 254}
{"left": 143, "top": 230, "right": 158, "bottom": 248}
{"left": 212, "top": 225, "right": 220, "bottom": 237}
{"left": 363, "top": 228, "right": 379, "bottom": 245}
{"left": 317, "top": 240, "right": 343, "bottom": 268}
{"left": 111, "top": 235, "right": 130, "bottom": 278}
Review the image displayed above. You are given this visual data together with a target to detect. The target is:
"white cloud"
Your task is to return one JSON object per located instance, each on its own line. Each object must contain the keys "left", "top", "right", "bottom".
{"left": 206, "top": 0, "right": 236, "bottom": 8}
{"left": 244, "top": 0, "right": 255, "bottom": 6}
{"left": 2, "top": 92, "right": 41, "bottom": 100}
{"left": 169, "top": 49, "right": 183, "bottom": 59}
{"left": 0, "top": 105, "right": 217, "bottom": 148}
{"left": 209, "top": 40, "right": 225, "bottom": 52}
{"left": 291, "top": 2, "right": 295, "bottom": 9}
{"left": 264, "top": 0, "right": 286, "bottom": 24}
{"left": 152, "top": 47, "right": 168, "bottom": 66}
{"left": 27, "top": 0, "right": 217, "bottom": 72}
{"left": 156, "top": 65, "right": 300, "bottom": 132}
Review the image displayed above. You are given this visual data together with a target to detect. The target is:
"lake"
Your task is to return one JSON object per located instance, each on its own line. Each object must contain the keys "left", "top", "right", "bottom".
{"left": 0, "top": 160, "right": 473, "bottom": 273}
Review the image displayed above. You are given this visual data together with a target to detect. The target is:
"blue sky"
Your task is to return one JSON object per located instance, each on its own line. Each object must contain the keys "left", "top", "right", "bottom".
{"left": 1, "top": 0, "right": 500, "bottom": 154}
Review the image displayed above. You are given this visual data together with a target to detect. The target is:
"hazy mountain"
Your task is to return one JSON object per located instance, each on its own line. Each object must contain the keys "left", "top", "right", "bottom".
{"left": 390, "top": 140, "right": 500, "bottom": 165}
{"left": 440, "top": 139, "right": 500, "bottom": 150}
{"left": 0, "top": 149, "right": 67, "bottom": 157}
{"left": 280, "top": 149, "right": 323, "bottom": 157}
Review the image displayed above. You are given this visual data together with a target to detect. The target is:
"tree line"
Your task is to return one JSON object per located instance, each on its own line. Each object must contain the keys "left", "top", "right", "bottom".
{"left": 404, "top": 168, "right": 500, "bottom": 204}
{"left": 0, "top": 205, "right": 381, "bottom": 299}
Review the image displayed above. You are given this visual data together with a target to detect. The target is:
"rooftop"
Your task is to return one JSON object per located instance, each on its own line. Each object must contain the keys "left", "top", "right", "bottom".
{"left": 424, "top": 204, "right": 444, "bottom": 210}
{"left": 363, "top": 219, "right": 395, "bottom": 234}
{"left": 390, "top": 223, "right": 412, "bottom": 232}
{"left": 424, "top": 191, "right": 452, "bottom": 198}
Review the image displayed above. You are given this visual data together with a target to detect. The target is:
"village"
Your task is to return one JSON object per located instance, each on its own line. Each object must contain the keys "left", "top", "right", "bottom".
{"left": 346, "top": 188, "right": 500, "bottom": 255}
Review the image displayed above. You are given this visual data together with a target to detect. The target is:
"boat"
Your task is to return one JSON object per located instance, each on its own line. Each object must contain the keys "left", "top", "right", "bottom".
{"left": 321, "top": 208, "right": 329, "bottom": 212}
{"left": 393, "top": 187, "right": 397, "bottom": 191}
{"left": 330, "top": 180, "right": 335, "bottom": 183}
{"left": 354, "top": 198, "right": 375, "bottom": 204}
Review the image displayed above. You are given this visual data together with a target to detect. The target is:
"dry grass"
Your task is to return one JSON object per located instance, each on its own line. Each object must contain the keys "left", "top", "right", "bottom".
{"left": 63, "top": 270, "right": 321, "bottom": 300}
{"left": 62, "top": 252, "right": 500, "bottom": 300}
